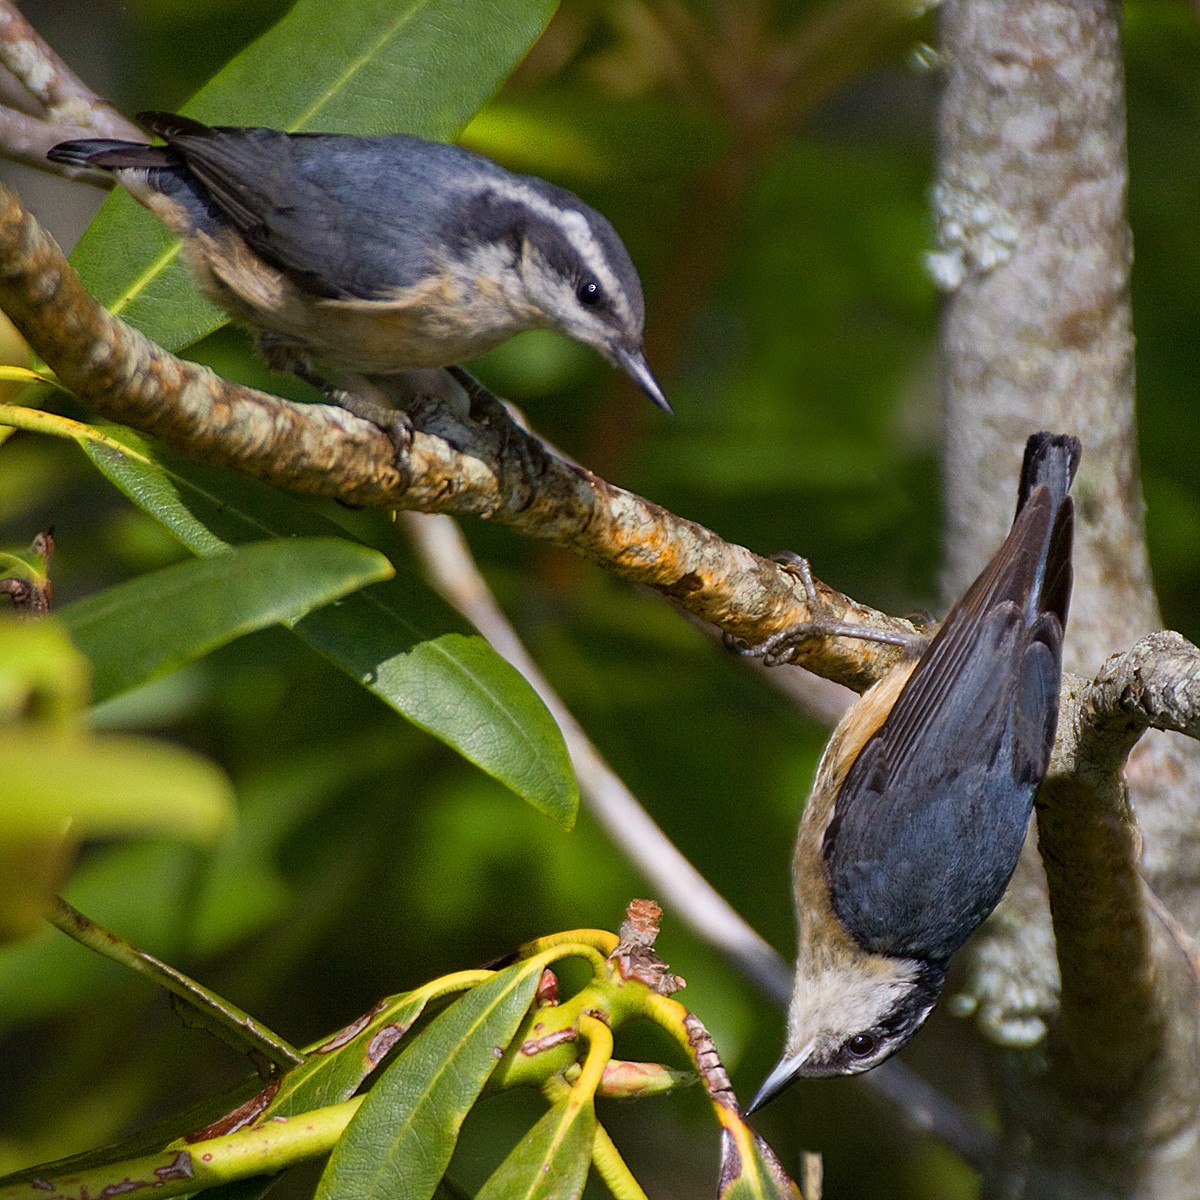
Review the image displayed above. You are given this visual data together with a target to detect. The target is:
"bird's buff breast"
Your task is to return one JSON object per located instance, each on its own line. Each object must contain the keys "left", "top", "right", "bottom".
{"left": 188, "top": 231, "right": 538, "bottom": 373}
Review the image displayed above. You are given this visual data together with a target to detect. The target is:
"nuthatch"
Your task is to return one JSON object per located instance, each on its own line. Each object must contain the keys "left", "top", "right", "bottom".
{"left": 48, "top": 112, "right": 669, "bottom": 434}
{"left": 748, "top": 432, "right": 1079, "bottom": 1108}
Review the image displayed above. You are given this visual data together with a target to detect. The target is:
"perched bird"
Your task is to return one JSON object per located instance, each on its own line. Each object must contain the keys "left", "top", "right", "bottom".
{"left": 48, "top": 112, "right": 669, "bottom": 434}
{"left": 749, "top": 432, "right": 1080, "bottom": 1109}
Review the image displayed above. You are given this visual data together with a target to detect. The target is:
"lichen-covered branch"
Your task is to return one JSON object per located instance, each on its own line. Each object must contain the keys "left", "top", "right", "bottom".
{"left": 1036, "top": 632, "right": 1200, "bottom": 1108}
{"left": 1039, "top": 678, "right": 1166, "bottom": 1101}
{"left": 1035, "top": 630, "right": 1200, "bottom": 1094}
{"left": 0, "top": 0, "right": 139, "bottom": 169}
{"left": 1083, "top": 631, "right": 1200, "bottom": 749}
{"left": 978, "top": 654, "right": 1200, "bottom": 1198}
{"left": 0, "top": 183, "right": 915, "bottom": 693}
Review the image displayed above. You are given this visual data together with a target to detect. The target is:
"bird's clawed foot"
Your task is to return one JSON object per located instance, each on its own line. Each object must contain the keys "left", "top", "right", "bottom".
{"left": 726, "top": 551, "right": 926, "bottom": 667}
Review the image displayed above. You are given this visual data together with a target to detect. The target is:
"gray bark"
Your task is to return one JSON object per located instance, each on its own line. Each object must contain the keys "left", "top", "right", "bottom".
{"left": 934, "top": 3, "right": 1200, "bottom": 1195}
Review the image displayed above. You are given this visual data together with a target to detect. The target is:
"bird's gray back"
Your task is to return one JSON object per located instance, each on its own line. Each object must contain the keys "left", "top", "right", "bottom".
{"left": 142, "top": 125, "right": 643, "bottom": 322}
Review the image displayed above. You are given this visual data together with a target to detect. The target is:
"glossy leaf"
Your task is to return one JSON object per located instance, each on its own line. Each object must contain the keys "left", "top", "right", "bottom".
{"left": 79, "top": 436, "right": 576, "bottom": 825}
{"left": 315, "top": 957, "right": 547, "bottom": 1200}
{"left": 475, "top": 1096, "right": 594, "bottom": 1200}
{"left": 190, "top": 976, "right": 491, "bottom": 1200}
{"left": 70, "top": 0, "right": 560, "bottom": 351}
{"left": 59, "top": 537, "right": 394, "bottom": 703}
{"left": 274, "top": 989, "right": 435, "bottom": 1113}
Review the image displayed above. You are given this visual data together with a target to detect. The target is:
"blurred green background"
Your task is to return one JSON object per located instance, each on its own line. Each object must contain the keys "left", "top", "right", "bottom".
{"left": 0, "top": 2, "right": 1197, "bottom": 1198}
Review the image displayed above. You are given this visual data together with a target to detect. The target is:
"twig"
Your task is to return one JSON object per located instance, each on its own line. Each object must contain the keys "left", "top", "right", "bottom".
{"left": 402, "top": 511, "right": 790, "bottom": 1001}
{"left": 0, "top": 1097, "right": 363, "bottom": 1200}
{"left": 0, "top": 0, "right": 139, "bottom": 170}
{"left": 51, "top": 897, "right": 302, "bottom": 1073}
{"left": 1083, "top": 631, "right": 1200, "bottom": 749}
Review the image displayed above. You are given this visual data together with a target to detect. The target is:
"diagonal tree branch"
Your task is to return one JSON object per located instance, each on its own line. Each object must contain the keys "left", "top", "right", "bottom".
{"left": 0, "top": 182, "right": 916, "bottom": 694}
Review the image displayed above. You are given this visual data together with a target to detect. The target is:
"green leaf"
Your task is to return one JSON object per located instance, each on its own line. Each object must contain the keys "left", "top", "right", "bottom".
{"left": 475, "top": 1097, "right": 594, "bottom": 1200}
{"left": 0, "top": 728, "right": 234, "bottom": 843}
{"left": 80, "top": 435, "right": 577, "bottom": 826}
{"left": 716, "top": 1125, "right": 803, "bottom": 1200}
{"left": 277, "top": 989, "right": 434, "bottom": 1113}
{"left": 71, "top": 0, "right": 560, "bottom": 352}
{"left": 315, "top": 957, "right": 546, "bottom": 1200}
{"left": 188, "top": 981, "right": 464, "bottom": 1200}
{"left": 59, "top": 537, "right": 393, "bottom": 703}
{"left": 293, "top": 609, "right": 572, "bottom": 823}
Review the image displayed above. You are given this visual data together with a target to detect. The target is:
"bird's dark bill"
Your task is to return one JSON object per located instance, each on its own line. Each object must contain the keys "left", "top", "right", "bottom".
{"left": 614, "top": 346, "right": 671, "bottom": 414}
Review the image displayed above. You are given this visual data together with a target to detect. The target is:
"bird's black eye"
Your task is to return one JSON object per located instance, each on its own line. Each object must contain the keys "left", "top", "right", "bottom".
{"left": 576, "top": 278, "right": 603, "bottom": 307}
{"left": 846, "top": 1033, "right": 877, "bottom": 1059}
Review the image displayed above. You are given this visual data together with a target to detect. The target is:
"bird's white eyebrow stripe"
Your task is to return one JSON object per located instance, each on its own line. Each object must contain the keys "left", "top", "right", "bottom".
{"left": 484, "top": 178, "right": 631, "bottom": 327}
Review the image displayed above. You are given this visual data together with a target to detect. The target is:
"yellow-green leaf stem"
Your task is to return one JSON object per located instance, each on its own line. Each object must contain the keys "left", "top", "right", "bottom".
{"left": 591, "top": 1120, "right": 651, "bottom": 1200}
{"left": 572, "top": 1013, "right": 612, "bottom": 1103}
{"left": 518, "top": 927, "right": 619, "bottom": 965}
{"left": 0, "top": 1098, "right": 365, "bottom": 1200}
{"left": 0, "top": 405, "right": 133, "bottom": 449}
{"left": 0, "top": 367, "right": 59, "bottom": 389}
